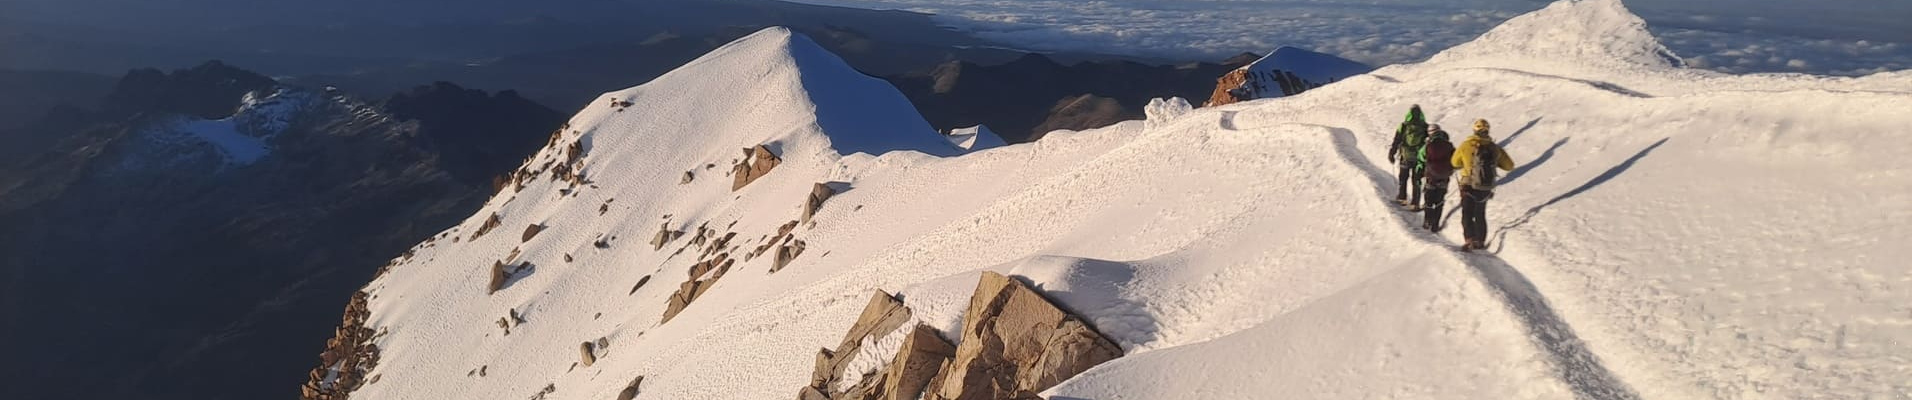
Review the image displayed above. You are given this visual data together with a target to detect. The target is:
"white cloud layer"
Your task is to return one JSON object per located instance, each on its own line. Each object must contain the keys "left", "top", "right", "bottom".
{"left": 788, "top": 0, "right": 1910, "bottom": 76}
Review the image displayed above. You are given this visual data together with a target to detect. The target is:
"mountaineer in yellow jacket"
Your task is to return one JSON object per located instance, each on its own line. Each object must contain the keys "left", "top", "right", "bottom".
{"left": 1451, "top": 119, "right": 1516, "bottom": 251}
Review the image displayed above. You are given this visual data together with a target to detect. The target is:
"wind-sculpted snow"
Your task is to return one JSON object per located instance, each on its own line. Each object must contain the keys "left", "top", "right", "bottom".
{"left": 346, "top": 2, "right": 1911, "bottom": 399}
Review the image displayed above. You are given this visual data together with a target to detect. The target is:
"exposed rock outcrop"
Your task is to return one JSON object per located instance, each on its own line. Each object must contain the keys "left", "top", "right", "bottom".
{"left": 1202, "top": 47, "right": 1374, "bottom": 107}
{"left": 661, "top": 239, "right": 738, "bottom": 323}
{"left": 802, "top": 183, "right": 837, "bottom": 224}
{"left": 488, "top": 261, "right": 508, "bottom": 294}
{"left": 521, "top": 224, "right": 544, "bottom": 242}
{"left": 300, "top": 291, "right": 381, "bottom": 400}
{"left": 927, "top": 271, "right": 1121, "bottom": 400}
{"left": 799, "top": 272, "right": 1122, "bottom": 400}
{"left": 802, "top": 290, "right": 931, "bottom": 400}
{"left": 650, "top": 223, "right": 684, "bottom": 251}
{"left": 615, "top": 376, "right": 644, "bottom": 400}
{"left": 471, "top": 213, "right": 503, "bottom": 240}
{"left": 772, "top": 240, "right": 807, "bottom": 273}
{"left": 732, "top": 145, "right": 782, "bottom": 191}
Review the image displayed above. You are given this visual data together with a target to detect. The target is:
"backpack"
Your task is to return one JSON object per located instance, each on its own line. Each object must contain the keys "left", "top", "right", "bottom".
{"left": 1402, "top": 122, "right": 1427, "bottom": 150}
{"left": 1468, "top": 139, "right": 1500, "bottom": 191}
{"left": 1421, "top": 138, "right": 1455, "bottom": 179}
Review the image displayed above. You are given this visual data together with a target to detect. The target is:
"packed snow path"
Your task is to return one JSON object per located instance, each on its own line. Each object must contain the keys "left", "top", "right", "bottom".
{"left": 346, "top": 1, "right": 1911, "bottom": 399}
{"left": 1325, "top": 126, "right": 1642, "bottom": 400}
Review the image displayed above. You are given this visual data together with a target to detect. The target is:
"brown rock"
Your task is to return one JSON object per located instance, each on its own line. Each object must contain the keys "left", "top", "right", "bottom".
{"left": 661, "top": 280, "right": 704, "bottom": 323}
{"left": 842, "top": 290, "right": 911, "bottom": 347}
{"left": 1205, "top": 68, "right": 1251, "bottom": 107}
{"left": 798, "top": 386, "right": 830, "bottom": 400}
{"left": 881, "top": 324, "right": 956, "bottom": 400}
{"left": 771, "top": 240, "right": 806, "bottom": 273}
{"left": 617, "top": 376, "right": 644, "bottom": 400}
{"left": 488, "top": 261, "right": 508, "bottom": 294}
{"left": 471, "top": 213, "right": 503, "bottom": 240}
{"left": 811, "top": 348, "right": 837, "bottom": 388}
{"left": 521, "top": 224, "right": 544, "bottom": 242}
{"left": 731, "top": 145, "right": 782, "bottom": 191}
{"left": 651, "top": 223, "right": 679, "bottom": 251}
{"left": 580, "top": 341, "right": 597, "bottom": 367}
{"left": 929, "top": 272, "right": 1121, "bottom": 400}
{"left": 801, "top": 183, "right": 837, "bottom": 224}
{"left": 681, "top": 170, "right": 695, "bottom": 185}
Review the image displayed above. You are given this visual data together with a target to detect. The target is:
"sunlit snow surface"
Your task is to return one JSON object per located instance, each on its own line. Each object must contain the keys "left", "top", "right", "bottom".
{"left": 352, "top": 2, "right": 1912, "bottom": 400}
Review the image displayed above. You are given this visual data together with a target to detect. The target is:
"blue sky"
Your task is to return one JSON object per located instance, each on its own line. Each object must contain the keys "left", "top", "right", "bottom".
{"left": 787, "top": 0, "right": 1911, "bottom": 76}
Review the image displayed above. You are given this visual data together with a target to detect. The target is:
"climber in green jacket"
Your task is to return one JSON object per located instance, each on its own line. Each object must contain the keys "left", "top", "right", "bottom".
{"left": 1387, "top": 105, "right": 1430, "bottom": 209}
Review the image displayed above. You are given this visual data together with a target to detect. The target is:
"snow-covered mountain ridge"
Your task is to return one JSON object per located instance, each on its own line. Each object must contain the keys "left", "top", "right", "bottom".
{"left": 329, "top": 1, "right": 1911, "bottom": 399}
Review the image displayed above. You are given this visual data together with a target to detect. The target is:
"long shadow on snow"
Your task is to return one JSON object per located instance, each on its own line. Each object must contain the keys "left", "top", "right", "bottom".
{"left": 1323, "top": 127, "right": 1642, "bottom": 400}
{"left": 1441, "top": 125, "right": 1560, "bottom": 228}
{"left": 1500, "top": 137, "right": 1570, "bottom": 186}
{"left": 1497, "top": 117, "right": 1545, "bottom": 148}
{"left": 1491, "top": 138, "right": 1669, "bottom": 253}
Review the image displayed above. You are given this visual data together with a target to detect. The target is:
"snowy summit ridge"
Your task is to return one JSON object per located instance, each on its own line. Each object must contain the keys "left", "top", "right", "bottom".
{"left": 1428, "top": 0, "right": 1683, "bottom": 70}
{"left": 326, "top": 2, "right": 1911, "bottom": 399}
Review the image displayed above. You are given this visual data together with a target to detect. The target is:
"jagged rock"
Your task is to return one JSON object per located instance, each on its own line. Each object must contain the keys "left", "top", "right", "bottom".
{"left": 772, "top": 240, "right": 807, "bottom": 273}
{"left": 301, "top": 291, "right": 380, "bottom": 400}
{"left": 881, "top": 324, "right": 957, "bottom": 400}
{"left": 731, "top": 144, "right": 782, "bottom": 191}
{"left": 580, "top": 341, "right": 597, "bottom": 367}
{"left": 616, "top": 376, "right": 644, "bottom": 400}
{"left": 843, "top": 290, "right": 911, "bottom": 347}
{"left": 661, "top": 280, "right": 704, "bottom": 323}
{"left": 927, "top": 272, "right": 1121, "bottom": 400}
{"left": 801, "top": 183, "right": 837, "bottom": 224}
{"left": 650, "top": 223, "right": 682, "bottom": 251}
{"left": 798, "top": 386, "right": 830, "bottom": 400}
{"left": 681, "top": 170, "right": 695, "bottom": 185}
{"left": 471, "top": 213, "right": 503, "bottom": 240}
{"left": 811, "top": 348, "right": 837, "bottom": 388}
{"left": 522, "top": 224, "right": 544, "bottom": 242}
{"left": 1205, "top": 69, "right": 1252, "bottom": 107}
{"left": 802, "top": 290, "right": 915, "bottom": 399}
{"left": 488, "top": 261, "right": 508, "bottom": 294}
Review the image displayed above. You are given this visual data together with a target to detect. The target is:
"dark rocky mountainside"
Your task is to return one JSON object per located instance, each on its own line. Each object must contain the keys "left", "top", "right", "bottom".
{"left": 0, "top": 69, "right": 116, "bottom": 130}
{"left": 888, "top": 53, "right": 1256, "bottom": 143}
{"left": 0, "top": 61, "right": 562, "bottom": 400}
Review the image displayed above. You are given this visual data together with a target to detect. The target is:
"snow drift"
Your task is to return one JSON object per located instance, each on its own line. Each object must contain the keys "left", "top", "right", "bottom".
{"left": 336, "top": 1, "right": 1912, "bottom": 399}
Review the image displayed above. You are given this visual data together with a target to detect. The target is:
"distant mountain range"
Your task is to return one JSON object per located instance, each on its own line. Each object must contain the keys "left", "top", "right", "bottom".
{"left": 0, "top": 61, "right": 562, "bottom": 400}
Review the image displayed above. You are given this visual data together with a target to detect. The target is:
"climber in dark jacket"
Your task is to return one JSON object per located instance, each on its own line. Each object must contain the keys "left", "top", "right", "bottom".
{"left": 1419, "top": 125, "right": 1457, "bottom": 232}
{"left": 1388, "top": 105, "right": 1430, "bottom": 208}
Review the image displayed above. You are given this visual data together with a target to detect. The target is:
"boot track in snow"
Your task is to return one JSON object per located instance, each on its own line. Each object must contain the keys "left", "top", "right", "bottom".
{"left": 1324, "top": 126, "right": 1642, "bottom": 400}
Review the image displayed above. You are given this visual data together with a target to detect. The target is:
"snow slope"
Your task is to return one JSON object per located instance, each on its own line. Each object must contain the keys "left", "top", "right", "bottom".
{"left": 944, "top": 125, "right": 1006, "bottom": 151}
{"left": 351, "top": 2, "right": 1911, "bottom": 399}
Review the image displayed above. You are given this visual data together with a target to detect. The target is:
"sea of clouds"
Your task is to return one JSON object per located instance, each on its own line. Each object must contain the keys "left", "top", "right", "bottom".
{"left": 788, "top": 0, "right": 1909, "bottom": 76}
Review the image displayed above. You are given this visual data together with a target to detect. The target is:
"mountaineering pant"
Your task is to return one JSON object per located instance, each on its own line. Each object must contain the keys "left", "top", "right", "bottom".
{"left": 1396, "top": 164, "right": 1423, "bottom": 204}
{"left": 1460, "top": 186, "right": 1491, "bottom": 243}
{"left": 1423, "top": 178, "right": 1450, "bottom": 231}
